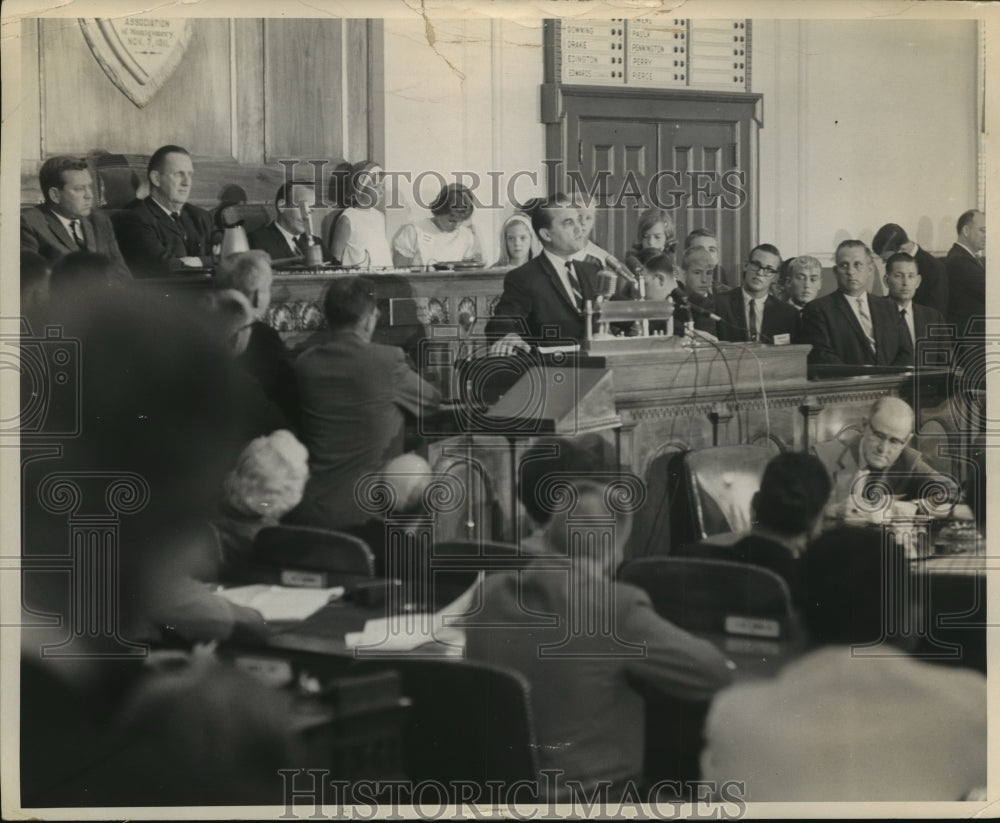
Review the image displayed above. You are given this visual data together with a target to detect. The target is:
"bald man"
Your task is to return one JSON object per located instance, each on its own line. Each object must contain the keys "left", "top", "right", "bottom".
{"left": 812, "top": 396, "right": 961, "bottom": 517}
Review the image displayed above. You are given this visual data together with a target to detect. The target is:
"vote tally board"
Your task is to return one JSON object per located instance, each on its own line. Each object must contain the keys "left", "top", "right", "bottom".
{"left": 559, "top": 19, "right": 749, "bottom": 89}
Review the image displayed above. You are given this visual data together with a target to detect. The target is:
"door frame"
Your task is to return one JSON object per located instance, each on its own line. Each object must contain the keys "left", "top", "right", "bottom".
{"left": 541, "top": 82, "right": 763, "bottom": 276}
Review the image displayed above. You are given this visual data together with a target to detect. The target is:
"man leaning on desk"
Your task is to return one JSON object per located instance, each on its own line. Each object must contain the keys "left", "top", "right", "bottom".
{"left": 814, "top": 396, "right": 963, "bottom": 520}
{"left": 113, "top": 144, "right": 215, "bottom": 277}
{"left": 486, "top": 193, "right": 609, "bottom": 356}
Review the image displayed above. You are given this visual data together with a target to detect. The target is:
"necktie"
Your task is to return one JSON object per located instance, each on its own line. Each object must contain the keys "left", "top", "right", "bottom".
{"left": 856, "top": 296, "right": 876, "bottom": 354}
{"left": 747, "top": 298, "right": 758, "bottom": 342}
{"left": 170, "top": 211, "right": 188, "bottom": 248}
{"left": 899, "top": 308, "right": 913, "bottom": 347}
{"left": 565, "top": 260, "right": 584, "bottom": 311}
{"left": 70, "top": 219, "right": 85, "bottom": 248}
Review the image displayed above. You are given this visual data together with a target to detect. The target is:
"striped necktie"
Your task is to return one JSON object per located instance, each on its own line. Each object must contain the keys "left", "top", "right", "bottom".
{"left": 565, "top": 260, "right": 584, "bottom": 311}
{"left": 856, "top": 296, "right": 876, "bottom": 354}
{"left": 70, "top": 219, "right": 85, "bottom": 248}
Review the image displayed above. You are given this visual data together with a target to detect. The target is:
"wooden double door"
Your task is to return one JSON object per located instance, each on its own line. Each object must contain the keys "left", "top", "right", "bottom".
{"left": 544, "top": 86, "right": 761, "bottom": 285}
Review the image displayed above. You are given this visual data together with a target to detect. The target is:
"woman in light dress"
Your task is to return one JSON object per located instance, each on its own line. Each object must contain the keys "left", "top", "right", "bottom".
{"left": 392, "top": 183, "right": 483, "bottom": 268}
{"left": 328, "top": 160, "right": 393, "bottom": 268}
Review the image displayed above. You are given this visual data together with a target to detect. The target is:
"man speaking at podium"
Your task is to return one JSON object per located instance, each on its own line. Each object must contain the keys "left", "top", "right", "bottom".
{"left": 486, "top": 194, "right": 606, "bottom": 356}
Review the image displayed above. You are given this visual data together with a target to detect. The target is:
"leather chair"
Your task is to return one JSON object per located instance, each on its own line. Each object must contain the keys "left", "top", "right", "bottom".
{"left": 683, "top": 444, "right": 778, "bottom": 539}
{"left": 349, "top": 657, "right": 539, "bottom": 796}
{"left": 617, "top": 556, "right": 794, "bottom": 639}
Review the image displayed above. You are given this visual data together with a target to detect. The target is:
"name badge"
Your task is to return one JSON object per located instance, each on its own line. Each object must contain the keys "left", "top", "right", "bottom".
{"left": 772, "top": 333, "right": 791, "bottom": 346}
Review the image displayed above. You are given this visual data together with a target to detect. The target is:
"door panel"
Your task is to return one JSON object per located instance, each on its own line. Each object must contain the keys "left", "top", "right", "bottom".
{"left": 550, "top": 88, "right": 759, "bottom": 287}
{"left": 578, "top": 119, "right": 658, "bottom": 259}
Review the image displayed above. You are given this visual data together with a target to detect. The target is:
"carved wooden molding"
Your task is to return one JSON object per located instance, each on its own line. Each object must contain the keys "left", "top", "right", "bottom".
{"left": 79, "top": 18, "right": 192, "bottom": 109}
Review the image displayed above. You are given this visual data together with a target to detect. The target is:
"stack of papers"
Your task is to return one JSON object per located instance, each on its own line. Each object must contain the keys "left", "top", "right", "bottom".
{"left": 216, "top": 584, "right": 344, "bottom": 622}
{"left": 345, "top": 615, "right": 465, "bottom": 654}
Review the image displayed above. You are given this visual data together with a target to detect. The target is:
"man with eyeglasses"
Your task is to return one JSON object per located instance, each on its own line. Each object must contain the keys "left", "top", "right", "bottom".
{"left": 796, "top": 239, "right": 913, "bottom": 368}
{"left": 716, "top": 244, "right": 800, "bottom": 343}
{"left": 812, "top": 396, "right": 961, "bottom": 520}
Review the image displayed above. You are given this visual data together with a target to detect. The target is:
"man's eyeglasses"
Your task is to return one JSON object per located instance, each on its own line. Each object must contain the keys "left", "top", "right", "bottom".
{"left": 747, "top": 259, "right": 779, "bottom": 276}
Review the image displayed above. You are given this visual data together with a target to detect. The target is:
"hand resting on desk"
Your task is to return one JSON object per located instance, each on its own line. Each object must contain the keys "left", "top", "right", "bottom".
{"left": 489, "top": 332, "right": 531, "bottom": 357}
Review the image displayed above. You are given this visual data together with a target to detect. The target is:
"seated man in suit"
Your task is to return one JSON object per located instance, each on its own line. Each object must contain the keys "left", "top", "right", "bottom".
{"left": 796, "top": 239, "right": 912, "bottom": 368}
{"left": 288, "top": 276, "right": 441, "bottom": 529}
{"left": 701, "top": 524, "right": 986, "bottom": 801}
{"left": 486, "top": 193, "right": 601, "bottom": 355}
{"left": 946, "top": 209, "right": 985, "bottom": 333}
{"left": 21, "top": 155, "right": 130, "bottom": 279}
{"left": 883, "top": 251, "right": 947, "bottom": 350}
{"left": 216, "top": 250, "right": 298, "bottom": 426}
{"left": 248, "top": 181, "right": 323, "bottom": 264}
{"left": 872, "top": 221, "right": 948, "bottom": 310}
{"left": 462, "top": 438, "right": 732, "bottom": 801}
{"left": 780, "top": 255, "right": 823, "bottom": 312}
{"left": 716, "top": 244, "right": 800, "bottom": 343}
{"left": 113, "top": 145, "right": 214, "bottom": 277}
{"left": 813, "top": 396, "right": 961, "bottom": 520}
{"left": 676, "top": 452, "right": 832, "bottom": 605}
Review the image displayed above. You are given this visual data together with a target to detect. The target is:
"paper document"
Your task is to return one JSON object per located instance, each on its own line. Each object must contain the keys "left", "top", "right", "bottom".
{"left": 216, "top": 584, "right": 344, "bottom": 622}
{"left": 344, "top": 614, "right": 465, "bottom": 654}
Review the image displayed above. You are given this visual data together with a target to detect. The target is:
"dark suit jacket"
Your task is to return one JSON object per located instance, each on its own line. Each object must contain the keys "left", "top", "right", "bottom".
{"left": 113, "top": 198, "right": 214, "bottom": 277}
{"left": 676, "top": 533, "right": 802, "bottom": 606}
{"left": 288, "top": 331, "right": 441, "bottom": 529}
{"left": 910, "top": 302, "right": 948, "bottom": 345}
{"left": 912, "top": 246, "right": 948, "bottom": 312}
{"left": 237, "top": 322, "right": 298, "bottom": 429}
{"left": 945, "top": 243, "right": 985, "bottom": 331}
{"left": 715, "top": 289, "right": 800, "bottom": 343}
{"left": 248, "top": 221, "right": 322, "bottom": 263}
{"left": 485, "top": 254, "right": 603, "bottom": 344}
{"left": 795, "top": 291, "right": 913, "bottom": 367}
{"left": 21, "top": 205, "right": 130, "bottom": 278}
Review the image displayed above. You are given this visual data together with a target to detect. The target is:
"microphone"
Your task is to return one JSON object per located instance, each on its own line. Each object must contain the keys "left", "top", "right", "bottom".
{"left": 669, "top": 288, "right": 722, "bottom": 322}
{"left": 595, "top": 268, "right": 618, "bottom": 299}
{"left": 605, "top": 255, "right": 639, "bottom": 286}
{"left": 624, "top": 254, "right": 646, "bottom": 277}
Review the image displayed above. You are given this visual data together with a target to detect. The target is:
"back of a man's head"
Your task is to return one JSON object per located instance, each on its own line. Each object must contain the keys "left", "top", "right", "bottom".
{"left": 322, "top": 276, "right": 376, "bottom": 330}
{"left": 872, "top": 223, "right": 908, "bottom": 256}
{"left": 519, "top": 435, "right": 615, "bottom": 526}
{"left": 216, "top": 250, "right": 273, "bottom": 313}
{"left": 754, "top": 452, "right": 832, "bottom": 537}
{"left": 801, "top": 526, "right": 908, "bottom": 646}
